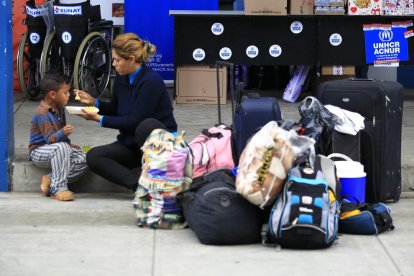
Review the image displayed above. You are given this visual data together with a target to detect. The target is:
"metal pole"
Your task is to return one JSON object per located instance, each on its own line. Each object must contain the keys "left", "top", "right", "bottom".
{"left": 0, "top": 0, "right": 15, "bottom": 192}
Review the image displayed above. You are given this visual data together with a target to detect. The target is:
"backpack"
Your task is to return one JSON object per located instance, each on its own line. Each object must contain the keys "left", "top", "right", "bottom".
{"left": 133, "top": 129, "right": 193, "bottom": 229}
{"left": 339, "top": 199, "right": 395, "bottom": 235}
{"left": 176, "top": 169, "right": 265, "bottom": 245}
{"left": 189, "top": 125, "right": 235, "bottom": 179}
{"left": 265, "top": 155, "right": 340, "bottom": 249}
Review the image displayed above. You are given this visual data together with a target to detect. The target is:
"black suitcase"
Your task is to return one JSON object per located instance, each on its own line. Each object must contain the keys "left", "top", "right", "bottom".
{"left": 318, "top": 79, "right": 404, "bottom": 203}
{"left": 328, "top": 130, "right": 361, "bottom": 162}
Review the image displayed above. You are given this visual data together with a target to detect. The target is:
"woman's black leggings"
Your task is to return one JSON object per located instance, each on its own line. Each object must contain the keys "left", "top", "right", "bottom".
{"left": 86, "top": 118, "right": 168, "bottom": 191}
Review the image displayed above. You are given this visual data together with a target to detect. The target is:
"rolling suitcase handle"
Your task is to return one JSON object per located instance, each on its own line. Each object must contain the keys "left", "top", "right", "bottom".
{"left": 215, "top": 61, "right": 235, "bottom": 128}
{"left": 348, "top": 78, "right": 374, "bottom": 82}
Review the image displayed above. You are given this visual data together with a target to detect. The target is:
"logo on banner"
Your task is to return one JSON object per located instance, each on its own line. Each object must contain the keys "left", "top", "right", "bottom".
{"left": 379, "top": 30, "right": 393, "bottom": 41}
{"left": 193, "top": 48, "right": 205, "bottom": 61}
{"left": 364, "top": 23, "right": 409, "bottom": 66}
{"left": 269, "top": 44, "right": 282, "bottom": 57}
{"left": 211, "top": 23, "right": 224, "bottom": 35}
{"left": 329, "top": 33, "right": 342, "bottom": 46}
{"left": 26, "top": 6, "right": 42, "bottom": 17}
{"left": 219, "top": 47, "right": 232, "bottom": 60}
{"left": 30, "top": 33, "right": 41, "bottom": 44}
{"left": 290, "top": 21, "right": 303, "bottom": 34}
{"left": 246, "top": 45, "right": 259, "bottom": 58}
{"left": 62, "top": 32, "right": 72, "bottom": 44}
{"left": 54, "top": 5, "right": 82, "bottom": 15}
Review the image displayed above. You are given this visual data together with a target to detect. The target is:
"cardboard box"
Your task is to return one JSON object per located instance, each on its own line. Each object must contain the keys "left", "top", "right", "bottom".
{"left": 319, "top": 75, "right": 353, "bottom": 83}
{"left": 176, "top": 65, "right": 227, "bottom": 105}
{"left": 290, "top": 0, "right": 314, "bottom": 14}
{"left": 321, "top": 65, "right": 355, "bottom": 76}
{"left": 244, "top": 0, "right": 287, "bottom": 15}
{"left": 320, "top": 65, "right": 355, "bottom": 83}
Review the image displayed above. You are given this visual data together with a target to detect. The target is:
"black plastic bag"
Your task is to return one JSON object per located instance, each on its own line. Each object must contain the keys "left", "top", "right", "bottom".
{"left": 298, "top": 96, "right": 339, "bottom": 155}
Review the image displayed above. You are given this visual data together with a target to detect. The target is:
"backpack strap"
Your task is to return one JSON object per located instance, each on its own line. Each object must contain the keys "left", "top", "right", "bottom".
{"left": 188, "top": 169, "right": 235, "bottom": 192}
{"left": 202, "top": 129, "right": 224, "bottom": 139}
{"left": 176, "top": 169, "right": 234, "bottom": 207}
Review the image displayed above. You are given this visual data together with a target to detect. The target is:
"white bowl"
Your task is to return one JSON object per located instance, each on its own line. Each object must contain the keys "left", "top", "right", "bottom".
{"left": 66, "top": 106, "right": 99, "bottom": 115}
{"left": 66, "top": 106, "right": 84, "bottom": 115}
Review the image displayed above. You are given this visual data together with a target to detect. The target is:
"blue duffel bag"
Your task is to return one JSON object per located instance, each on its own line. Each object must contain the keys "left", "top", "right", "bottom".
{"left": 339, "top": 199, "right": 395, "bottom": 235}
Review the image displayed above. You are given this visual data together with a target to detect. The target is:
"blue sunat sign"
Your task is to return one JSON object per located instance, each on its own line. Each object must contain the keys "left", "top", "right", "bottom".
{"left": 364, "top": 23, "right": 410, "bottom": 66}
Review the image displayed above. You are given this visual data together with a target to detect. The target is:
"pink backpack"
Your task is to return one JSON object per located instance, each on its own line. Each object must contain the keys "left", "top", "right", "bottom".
{"left": 189, "top": 125, "right": 235, "bottom": 179}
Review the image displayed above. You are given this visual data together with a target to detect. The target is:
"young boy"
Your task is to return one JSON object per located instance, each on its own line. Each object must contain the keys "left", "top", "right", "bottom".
{"left": 28, "top": 71, "right": 87, "bottom": 201}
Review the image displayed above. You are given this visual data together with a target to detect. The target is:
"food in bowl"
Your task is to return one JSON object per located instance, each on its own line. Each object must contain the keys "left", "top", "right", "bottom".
{"left": 83, "top": 106, "right": 99, "bottom": 113}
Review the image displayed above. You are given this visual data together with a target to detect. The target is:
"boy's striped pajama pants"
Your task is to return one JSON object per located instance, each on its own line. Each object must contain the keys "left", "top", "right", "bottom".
{"left": 30, "top": 142, "right": 88, "bottom": 195}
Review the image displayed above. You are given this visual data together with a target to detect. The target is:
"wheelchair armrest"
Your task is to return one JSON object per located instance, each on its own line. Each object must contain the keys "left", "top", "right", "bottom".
{"left": 89, "top": 20, "right": 113, "bottom": 29}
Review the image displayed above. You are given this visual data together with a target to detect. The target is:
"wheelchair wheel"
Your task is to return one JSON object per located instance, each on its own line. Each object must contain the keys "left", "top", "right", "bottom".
{"left": 17, "top": 32, "right": 41, "bottom": 100}
{"left": 40, "top": 31, "right": 64, "bottom": 78}
{"left": 74, "top": 32, "right": 111, "bottom": 98}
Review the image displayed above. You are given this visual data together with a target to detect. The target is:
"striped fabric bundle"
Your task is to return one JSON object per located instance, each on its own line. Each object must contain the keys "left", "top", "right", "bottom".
{"left": 133, "top": 129, "right": 193, "bottom": 229}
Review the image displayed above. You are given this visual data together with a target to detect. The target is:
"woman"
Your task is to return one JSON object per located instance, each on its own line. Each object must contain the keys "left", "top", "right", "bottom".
{"left": 74, "top": 32, "right": 177, "bottom": 191}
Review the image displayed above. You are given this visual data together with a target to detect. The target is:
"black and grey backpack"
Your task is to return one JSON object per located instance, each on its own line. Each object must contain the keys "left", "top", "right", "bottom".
{"left": 264, "top": 155, "right": 341, "bottom": 249}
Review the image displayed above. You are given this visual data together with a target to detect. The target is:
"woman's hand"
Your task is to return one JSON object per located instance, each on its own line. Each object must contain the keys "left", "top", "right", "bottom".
{"left": 73, "top": 89, "right": 96, "bottom": 106}
{"left": 78, "top": 109, "right": 101, "bottom": 122}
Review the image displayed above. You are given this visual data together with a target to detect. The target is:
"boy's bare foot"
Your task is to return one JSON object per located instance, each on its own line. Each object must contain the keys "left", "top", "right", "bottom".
{"left": 52, "top": 190, "right": 75, "bottom": 201}
{"left": 40, "top": 175, "right": 51, "bottom": 196}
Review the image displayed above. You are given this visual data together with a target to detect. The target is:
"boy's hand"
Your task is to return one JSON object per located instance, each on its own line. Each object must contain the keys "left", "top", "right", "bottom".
{"left": 63, "top": 124, "right": 73, "bottom": 136}
{"left": 70, "top": 144, "right": 81, "bottom": 150}
{"left": 73, "top": 89, "right": 96, "bottom": 106}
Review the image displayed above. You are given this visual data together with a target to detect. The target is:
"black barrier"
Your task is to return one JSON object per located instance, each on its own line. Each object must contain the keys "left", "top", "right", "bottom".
{"left": 172, "top": 12, "right": 414, "bottom": 66}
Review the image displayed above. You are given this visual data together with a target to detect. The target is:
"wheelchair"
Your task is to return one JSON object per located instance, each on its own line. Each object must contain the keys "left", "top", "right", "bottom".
{"left": 17, "top": 0, "right": 113, "bottom": 100}
{"left": 17, "top": 0, "right": 53, "bottom": 100}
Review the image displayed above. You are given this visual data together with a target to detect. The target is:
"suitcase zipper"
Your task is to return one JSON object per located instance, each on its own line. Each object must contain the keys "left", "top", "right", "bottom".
{"left": 385, "top": 95, "right": 390, "bottom": 107}
{"left": 203, "top": 187, "right": 236, "bottom": 196}
{"left": 323, "top": 84, "right": 377, "bottom": 122}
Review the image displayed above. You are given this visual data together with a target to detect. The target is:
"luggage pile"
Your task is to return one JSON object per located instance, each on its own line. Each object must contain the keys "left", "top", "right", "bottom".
{"left": 134, "top": 62, "right": 399, "bottom": 250}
